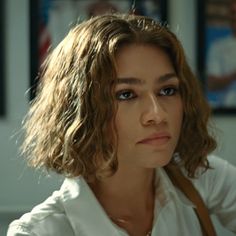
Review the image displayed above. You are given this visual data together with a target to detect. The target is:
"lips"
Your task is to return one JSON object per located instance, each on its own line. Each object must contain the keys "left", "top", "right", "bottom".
{"left": 137, "top": 132, "right": 171, "bottom": 146}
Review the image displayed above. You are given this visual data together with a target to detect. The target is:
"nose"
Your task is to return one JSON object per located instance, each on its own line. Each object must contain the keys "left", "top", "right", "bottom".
{"left": 140, "top": 94, "right": 167, "bottom": 126}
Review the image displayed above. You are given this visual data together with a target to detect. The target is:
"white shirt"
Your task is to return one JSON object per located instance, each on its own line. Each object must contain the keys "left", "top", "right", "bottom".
{"left": 7, "top": 155, "right": 236, "bottom": 236}
{"left": 207, "top": 35, "right": 236, "bottom": 107}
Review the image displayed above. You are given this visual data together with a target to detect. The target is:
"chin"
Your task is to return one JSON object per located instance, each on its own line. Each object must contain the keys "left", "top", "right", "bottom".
{"left": 146, "top": 157, "right": 172, "bottom": 169}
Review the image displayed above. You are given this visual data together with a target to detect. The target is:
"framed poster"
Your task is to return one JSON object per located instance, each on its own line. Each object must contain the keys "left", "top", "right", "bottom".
{"left": 0, "top": 0, "right": 5, "bottom": 116}
{"left": 197, "top": 0, "right": 236, "bottom": 114}
{"left": 29, "top": 0, "right": 168, "bottom": 98}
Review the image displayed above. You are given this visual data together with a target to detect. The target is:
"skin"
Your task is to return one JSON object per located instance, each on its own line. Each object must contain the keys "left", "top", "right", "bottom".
{"left": 115, "top": 44, "right": 183, "bottom": 170}
{"left": 90, "top": 44, "right": 183, "bottom": 236}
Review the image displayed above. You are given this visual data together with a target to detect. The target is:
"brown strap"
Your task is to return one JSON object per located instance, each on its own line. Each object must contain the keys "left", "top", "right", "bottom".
{"left": 164, "top": 165, "right": 217, "bottom": 236}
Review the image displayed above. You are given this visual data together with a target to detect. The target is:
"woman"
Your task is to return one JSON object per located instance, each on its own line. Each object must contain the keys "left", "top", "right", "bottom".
{"left": 7, "top": 13, "right": 236, "bottom": 236}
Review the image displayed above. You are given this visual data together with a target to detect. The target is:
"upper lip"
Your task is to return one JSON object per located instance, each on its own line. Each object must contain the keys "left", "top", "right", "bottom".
{"left": 137, "top": 132, "right": 171, "bottom": 143}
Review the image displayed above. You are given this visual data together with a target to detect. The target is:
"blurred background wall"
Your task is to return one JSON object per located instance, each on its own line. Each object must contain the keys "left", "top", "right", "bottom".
{"left": 0, "top": 0, "right": 235, "bottom": 235}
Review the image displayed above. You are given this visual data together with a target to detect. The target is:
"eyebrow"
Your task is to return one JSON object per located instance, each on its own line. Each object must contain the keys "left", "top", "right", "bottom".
{"left": 116, "top": 73, "right": 178, "bottom": 85}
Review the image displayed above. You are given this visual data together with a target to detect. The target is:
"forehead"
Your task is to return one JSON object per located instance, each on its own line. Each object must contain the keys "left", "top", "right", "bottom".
{"left": 114, "top": 43, "right": 179, "bottom": 86}
{"left": 115, "top": 43, "right": 174, "bottom": 72}
{"left": 116, "top": 43, "right": 169, "bottom": 61}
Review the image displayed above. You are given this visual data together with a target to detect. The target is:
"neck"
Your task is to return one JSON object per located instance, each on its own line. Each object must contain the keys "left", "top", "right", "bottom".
{"left": 89, "top": 167, "right": 156, "bottom": 236}
{"left": 89, "top": 167, "right": 156, "bottom": 214}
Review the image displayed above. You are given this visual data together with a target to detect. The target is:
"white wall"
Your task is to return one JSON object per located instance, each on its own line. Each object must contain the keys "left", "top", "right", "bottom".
{"left": 0, "top": 2, "right": 62, "bottom": 234}
{"left": 0, "top": 0, "right": 235, "bottom": 235}
{"left": 0, "top": 0, "right": 62, "bottom": 215}
{"left": 169, "top": 0, "right": 197, "bottom": 71}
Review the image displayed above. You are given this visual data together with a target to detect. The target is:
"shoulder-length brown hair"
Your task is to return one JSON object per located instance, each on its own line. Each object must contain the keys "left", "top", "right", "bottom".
{"left": 22, "top": 13, "right": 216, "bottom": 180}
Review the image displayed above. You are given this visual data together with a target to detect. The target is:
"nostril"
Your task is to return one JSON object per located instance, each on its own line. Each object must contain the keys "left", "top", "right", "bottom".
{"left": 140, "top": 95, "right": 167, "bottom": 125}
{"left": 141, "top": 108, "right": 167, "bottom": 126}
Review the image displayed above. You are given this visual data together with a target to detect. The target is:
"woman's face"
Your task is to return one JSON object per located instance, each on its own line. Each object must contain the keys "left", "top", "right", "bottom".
{"left": 114, "top": 44, "right": 183, "bottom": 170}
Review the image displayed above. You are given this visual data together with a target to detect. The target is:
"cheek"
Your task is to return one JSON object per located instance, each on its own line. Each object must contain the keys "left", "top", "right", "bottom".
{"left": 115, "top": 103, "right": 132, "bottom": 124}
{"left": 115, "top": 106, "right": 138, "bottom": 141}
{"left": 177, "top": 101, "right": 184, "bottom": 121}
{"left": 171, "top": 99, "right": 184, "bottom": 130}
{"left": 115, "top": 109, "right": 129, "bottom": 138}
{"left": 177, "top": 104, "right": 184, "bottom": 133}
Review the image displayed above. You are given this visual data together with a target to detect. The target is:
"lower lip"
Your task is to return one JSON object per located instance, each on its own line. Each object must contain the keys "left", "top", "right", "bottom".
{"left": 138, "top": 137, "right": 170, "bottom": 146}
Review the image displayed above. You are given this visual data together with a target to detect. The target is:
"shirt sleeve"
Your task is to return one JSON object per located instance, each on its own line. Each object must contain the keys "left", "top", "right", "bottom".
{"left": 7, "top": 223, "right": 37, "bottom": 236}
{"left": 198, "top": 155, "right": 236, "bottom": 233}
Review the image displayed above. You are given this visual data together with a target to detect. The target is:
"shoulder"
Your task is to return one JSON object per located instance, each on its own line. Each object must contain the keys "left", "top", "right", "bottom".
{"left": 7, "top": 180, "right": 77, "bottom": 236}
{"left": 7, "top": 212, "right": 74, "bottom": 236}
{"left": 193, "top": 155, "right": 234, "bottom": 186}
{"left": 202, "top": 155, "right": 235, "bottom": 179}
{"left": 192, "top": 155, "right": 236, "bottom": 205}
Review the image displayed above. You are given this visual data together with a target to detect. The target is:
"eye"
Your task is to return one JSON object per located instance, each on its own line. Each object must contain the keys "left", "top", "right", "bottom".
{"left": 115, "top": 90, "right": 136, "bottom": 101}
{"left": 159, "top": 86, "right": 178, "bottom": 96}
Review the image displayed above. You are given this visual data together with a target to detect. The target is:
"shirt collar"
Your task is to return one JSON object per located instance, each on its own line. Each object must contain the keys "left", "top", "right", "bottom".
{"left": 60, "top": 168, "right": 196, "bottom": 235}
{"left": 60, "top": 177, "right": 122, "bottom": 236}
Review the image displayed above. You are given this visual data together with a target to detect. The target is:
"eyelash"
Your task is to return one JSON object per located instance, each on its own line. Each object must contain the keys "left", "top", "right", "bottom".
{"left": 115, "top": 86, "right": 179, "bottom": 101}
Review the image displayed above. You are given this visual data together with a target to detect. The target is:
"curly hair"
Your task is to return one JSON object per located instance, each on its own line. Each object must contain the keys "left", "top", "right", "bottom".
{"left": 21, "top": 13, "right": 217, "bottom": 180}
